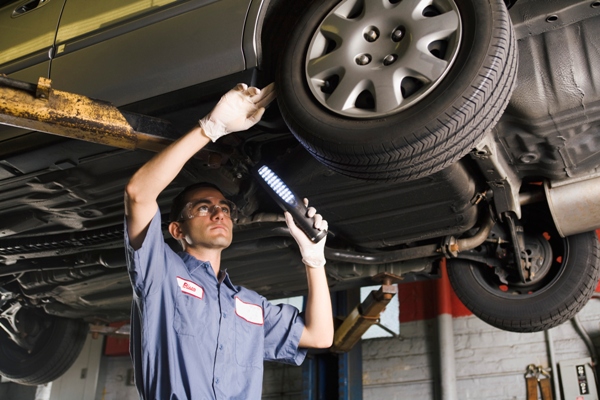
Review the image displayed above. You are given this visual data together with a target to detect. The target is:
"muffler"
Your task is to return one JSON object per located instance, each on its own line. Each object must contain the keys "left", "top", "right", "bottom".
{"left": 544, "top": 176, "right": 600, "bottom": 237}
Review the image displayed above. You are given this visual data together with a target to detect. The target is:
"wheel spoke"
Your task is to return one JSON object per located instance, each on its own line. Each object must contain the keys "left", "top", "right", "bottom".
{"left": 400, "top": 3, "right": 460, "bottom": 83}
{"left": 307, "top": 51, "right": 346, "bottom": 80}
{"left": 326, "top": 75, "right": 364, "bottom": 111}
{"left": 400, "top": 47, "right": 449, "bottom": 83}
{"left": 393, "top": 0, "right": 431, "bottom": 20}
{"left": 412, "top": 10, "right": 460, "bottom": 43}
{"left": 320, "top": 8, "right": 359, "bottom": 42}
{"left": 372, "top": 73, "right": 403, "bottom": 113}
{"left": 362, "top": 0, "right": 392, "bottom": 19}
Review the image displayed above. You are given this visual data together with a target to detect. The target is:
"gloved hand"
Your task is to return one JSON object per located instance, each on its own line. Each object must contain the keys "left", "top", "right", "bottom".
{"left": 199, "top": 82, "right": 276, "bottom": 142}
{"left": 285, "top": 199, "right": 328, "bottom": 268}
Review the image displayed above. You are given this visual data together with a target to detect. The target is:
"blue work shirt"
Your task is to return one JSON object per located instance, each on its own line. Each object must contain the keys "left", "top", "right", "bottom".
{"left": 124, "top": 209, "right": 307, "bottom": 399}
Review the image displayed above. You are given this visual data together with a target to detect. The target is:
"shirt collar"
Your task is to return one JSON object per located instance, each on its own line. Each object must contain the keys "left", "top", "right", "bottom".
{"left": 178, "top": 251, "right": 208, "bottom": 274}
{"left": 218, "top": 268, "right": 238, "bottom": 292}
{"left": 178, "top": 251, "right": 239, "bottom": 293}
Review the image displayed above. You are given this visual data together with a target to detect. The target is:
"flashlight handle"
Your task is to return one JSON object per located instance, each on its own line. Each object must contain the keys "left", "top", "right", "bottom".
{"left": 279, "top": 197, "right": 328, "bottom": 243}
{"left": 255, "top": 167, "right": 327, "bottom": 243}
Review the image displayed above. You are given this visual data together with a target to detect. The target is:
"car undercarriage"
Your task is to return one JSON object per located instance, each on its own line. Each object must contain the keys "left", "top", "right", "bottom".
{"left": 1, "top": 0, "right": 600, "bottom": 385}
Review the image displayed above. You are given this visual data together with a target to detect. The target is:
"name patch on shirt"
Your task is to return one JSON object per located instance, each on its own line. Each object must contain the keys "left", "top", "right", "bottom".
{"left": 235, "top": 297, "right": 264, "bottom": 325}
{"left": 176, "top": 277, "right": 204, "bottom": 300}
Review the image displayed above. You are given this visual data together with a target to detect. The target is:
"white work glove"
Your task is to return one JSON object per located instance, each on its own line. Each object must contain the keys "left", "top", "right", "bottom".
{"left": 285, "top": 199, "right": 328, "bottom": 268}
{"left": 199, "top": 82, "right": 276, "bottom": 142}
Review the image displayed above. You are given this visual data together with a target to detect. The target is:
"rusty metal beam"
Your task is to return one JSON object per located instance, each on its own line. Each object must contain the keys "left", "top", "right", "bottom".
{"left": 0, "top": 75, "right": 176, "bottom": 152}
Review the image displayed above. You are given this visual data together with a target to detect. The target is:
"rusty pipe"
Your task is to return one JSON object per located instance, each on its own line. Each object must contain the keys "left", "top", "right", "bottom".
{"left": 455, "top": 210, "right": 495, "bottom": 251}
{"left": 443, "top": 210, "right": 495, "bottom": 257}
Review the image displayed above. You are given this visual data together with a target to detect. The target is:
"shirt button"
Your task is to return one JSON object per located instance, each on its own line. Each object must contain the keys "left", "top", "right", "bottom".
{"left": 219, "top": 344, "right": 223, "bottom": 350}
{"left": 215, "top": 378, "right": 220, "bottom": 384}
{"left": 223, "top": 313, "right": 227, "bottom": 318}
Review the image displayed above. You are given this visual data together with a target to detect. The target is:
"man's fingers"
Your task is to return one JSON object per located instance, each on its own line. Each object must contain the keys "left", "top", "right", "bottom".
{"left": 313, "top": 213, "right": 323, "bottom": 229}
{"left": 284, "top": 211, "right": 300, "bottom": 233}
{"left": 254, "top": 83, "right": 277, "bottom": 109}
{"left": 247, "top": 86, "right": 261, "bottom": 96}
{"left": 235, "top": 83, "right": 248, "bottom": 91}
{"left": 233, "top": 82, "right": 273, "bottom": 102}
{"left": 247, "top": 107, "right": 265, "bottom": 125}
{"left": 256, "top": 82, "right": 275, "bottom": 98}
{"left": 317, "top": 217, "right": 328, "bottom": 232}
{"left": 255, "top": 91, "right": 276, "bottom": 109}
{"left": 304, "top": 200, "right": 327, "bottom": 229}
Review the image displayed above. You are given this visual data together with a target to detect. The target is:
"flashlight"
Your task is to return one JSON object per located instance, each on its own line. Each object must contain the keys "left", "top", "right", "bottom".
{"left": 255, "top": 165, "right": 327, "bottom": 243}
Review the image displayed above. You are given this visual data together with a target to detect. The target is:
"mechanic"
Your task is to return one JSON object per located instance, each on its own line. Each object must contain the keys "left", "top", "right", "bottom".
{"left": 123, "top": 83, "right": 334, "bottom": 399}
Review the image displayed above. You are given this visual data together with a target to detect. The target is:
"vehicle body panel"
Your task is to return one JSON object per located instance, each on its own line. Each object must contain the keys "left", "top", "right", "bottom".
{"left": 0, "top": 0, "right": 65, "bottom": 76}
{"left": 499, "top": 4, "right": 600, "bottom": 180}
{"left": 50, "top": 0, "right": 252, "bottom": 106}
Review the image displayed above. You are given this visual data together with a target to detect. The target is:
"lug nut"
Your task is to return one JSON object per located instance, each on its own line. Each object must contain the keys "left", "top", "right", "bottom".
{"left": 356, "top": 54, "right": 372, "bottom": 66}
{"left": 364, "top": 27, "right": 380, "bottom": 42}
{"left": 392, "top": 28, "right": 405, "bottom": 42}
{"left": 383, "top": 54, "right": 397, "bottom": 66}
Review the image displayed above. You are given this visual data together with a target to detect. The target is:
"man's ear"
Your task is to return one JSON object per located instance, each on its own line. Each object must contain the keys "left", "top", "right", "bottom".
{"left": 168, "top": 221, "right": 184, "bottom": 240}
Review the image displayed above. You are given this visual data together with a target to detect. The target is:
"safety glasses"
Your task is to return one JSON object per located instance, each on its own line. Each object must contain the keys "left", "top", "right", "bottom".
{"left": 178, "top": 199, "right": 237, "bottom": 221}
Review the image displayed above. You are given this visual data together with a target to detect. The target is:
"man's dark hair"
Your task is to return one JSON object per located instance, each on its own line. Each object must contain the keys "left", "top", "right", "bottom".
{"left": 169, "top": 182, "right": 224, "bottom": 222}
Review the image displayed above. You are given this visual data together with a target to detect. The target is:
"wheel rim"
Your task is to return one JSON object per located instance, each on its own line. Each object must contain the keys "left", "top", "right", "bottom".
{"left": 305, "top": 0, "right": 462, "bottom": 118}
{"left": 470, "top": 232, "right": 567, "bottom": 300}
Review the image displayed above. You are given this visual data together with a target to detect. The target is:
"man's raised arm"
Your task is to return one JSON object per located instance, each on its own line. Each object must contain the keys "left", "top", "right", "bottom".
{"left": 124, "top": 83, "right": 275, "bottom": 249}
{"left": 285, "top": 202, "right": 334, "bottom": 349}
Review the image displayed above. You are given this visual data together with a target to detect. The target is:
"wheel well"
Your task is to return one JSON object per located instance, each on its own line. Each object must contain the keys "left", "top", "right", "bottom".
{"left": 259, "top": 0, "right": 313, "bottom": 80}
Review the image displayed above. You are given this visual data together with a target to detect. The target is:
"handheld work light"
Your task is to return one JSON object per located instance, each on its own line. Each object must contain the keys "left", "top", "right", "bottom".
{"left": 256, "top": 165, "right": 327, "bottom": 243}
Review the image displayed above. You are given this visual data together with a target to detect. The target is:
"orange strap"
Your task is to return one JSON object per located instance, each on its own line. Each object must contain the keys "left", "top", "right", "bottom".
{"left": 526, "top": 376, "right": 539, "bottom": 400}
{"left": 525, "top": 364, "right": 554, "bottom": 400}
{"left": 539, "top": 377, "right": 553, "bottom": 400}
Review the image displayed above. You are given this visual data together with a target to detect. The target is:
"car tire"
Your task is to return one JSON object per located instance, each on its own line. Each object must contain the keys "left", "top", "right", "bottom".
{"left": 0, "top": 315, "right": 89, "bottom": 385}
{"left": 276, "top": 0, "right": 517, "bottom": 181}
{"left": 447, "top": 229, "right": 600, "bottom": 332}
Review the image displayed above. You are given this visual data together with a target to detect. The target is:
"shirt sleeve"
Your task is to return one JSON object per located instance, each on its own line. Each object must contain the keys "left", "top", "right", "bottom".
{"left": 262, "top": 300, "right": 308, "bottom": 365}
{"left": 124, "top": 208, "right": 169, "bottom": 297}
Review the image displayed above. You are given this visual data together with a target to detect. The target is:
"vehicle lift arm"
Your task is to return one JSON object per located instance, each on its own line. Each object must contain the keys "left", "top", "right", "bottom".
{"left": 331, "top": 274, "right": 399, "bottom": 353}
{"left": 0, "top": 75, "right": 174, "bottom": 152}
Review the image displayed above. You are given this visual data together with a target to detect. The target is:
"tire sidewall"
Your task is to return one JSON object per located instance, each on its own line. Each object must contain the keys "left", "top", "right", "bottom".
{"left": 277, "top": 0, "right": 498, "bottom": 150}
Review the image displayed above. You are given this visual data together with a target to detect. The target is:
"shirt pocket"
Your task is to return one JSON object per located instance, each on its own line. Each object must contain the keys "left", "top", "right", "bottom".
{"left": 173, "top": 289, "right": 207, "bottom": 337}
{"left": 234, "top": 299, "right": 264, "bottom": 368}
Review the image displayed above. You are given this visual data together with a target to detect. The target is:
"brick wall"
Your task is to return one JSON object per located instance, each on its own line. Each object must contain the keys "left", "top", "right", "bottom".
{"left": 362, "top": 298, "right": 600, "bottom": 399}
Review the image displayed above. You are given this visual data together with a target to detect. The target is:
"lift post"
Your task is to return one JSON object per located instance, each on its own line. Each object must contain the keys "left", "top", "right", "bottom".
{"left": 331, "top": 273, "right": 399, "bottom": 353}
{"left": 303, "top": 289, "right": 365, "bottom": 400}
{"left": 304, "top": 274, "right": 399, "bottom": 400}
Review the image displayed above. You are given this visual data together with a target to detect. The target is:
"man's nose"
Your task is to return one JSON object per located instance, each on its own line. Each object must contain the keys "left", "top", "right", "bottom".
{"left": 211, "top": 205, "right": 226, "bottom": 219}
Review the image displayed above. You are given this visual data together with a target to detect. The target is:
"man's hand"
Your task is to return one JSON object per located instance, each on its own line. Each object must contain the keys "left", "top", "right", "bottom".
{"left": 290, "top": 199, "right": 333, "bottom": 349}
{"left": 199, "top": 82, "right": 276, "bottom": 142}
{"left": 285, "top": 199, "right": 327, "bottom": 268}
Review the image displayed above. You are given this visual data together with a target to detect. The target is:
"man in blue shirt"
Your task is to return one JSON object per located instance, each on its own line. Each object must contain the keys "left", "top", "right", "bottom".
{"left": 124, "top": 83, "right": 334, "bottom": 399}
